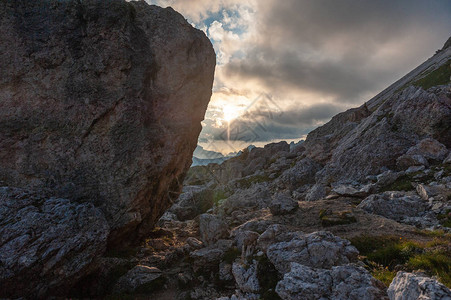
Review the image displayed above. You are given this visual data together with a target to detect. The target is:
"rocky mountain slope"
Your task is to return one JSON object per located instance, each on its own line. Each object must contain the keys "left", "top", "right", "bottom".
{"left": 0, "top": 0, "right": 215, "bottom": 298}
{"left": 91, "top": 38, "right": 451, "bottom": 299}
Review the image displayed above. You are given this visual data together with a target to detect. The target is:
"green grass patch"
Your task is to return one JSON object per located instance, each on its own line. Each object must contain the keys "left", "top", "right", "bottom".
{"left": 350, "top": 236, "right": 422, "bottom": 267}
{"left": 350, "top": 235, "right": 451, "bottom": 288}
{"left": 413, "top": 60, "right": 451, "bottom": 90}
{"left": 213, "top": 190, "right": 228, "bottom": 206}
{"left": 371, "top": 266, "right": 397, "bottom": 287}
{"left": 437, "top": 210, "right": 451, "bottom": 228}
{"left": 408, "top": 252, "right": 451, "bottom": 287}
{"left": 380, "top": 175, "right": 414, "bottom": 192}
{"left": 417, "top": 229, "right": 451, "bottom": 238}
{"left": 235, "top": 174, "right": 271, "bottom": 189}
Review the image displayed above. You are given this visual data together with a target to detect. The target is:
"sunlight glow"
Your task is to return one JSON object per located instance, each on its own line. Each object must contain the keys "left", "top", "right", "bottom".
{"left": 223, "top": 104, "right": 241, "bottom": 122}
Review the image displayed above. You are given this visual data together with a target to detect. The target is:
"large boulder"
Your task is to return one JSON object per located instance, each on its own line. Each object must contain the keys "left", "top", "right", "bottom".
{"left": 266, "top": 231, "right": 359, "bottom": 274}
{"left": 0, "top": 0, "right": 215, "bottom": 245}
{"left": 276, "top": 263, "right": 388, "bottom": 300}
{"left": 0, "top": 187, "right": 109, "bottom": 298}
{"left": 404, "top": 138, "right": 449, "bottom": 162}
{"left": 358, "top": 192, "right": 428, "bottom": 222}
{"left": 387, "top": 272, "right": 451, "bottom": 300}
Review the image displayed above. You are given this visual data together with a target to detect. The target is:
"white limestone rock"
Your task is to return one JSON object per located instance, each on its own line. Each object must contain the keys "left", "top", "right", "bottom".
{"left": 387, "top": 272, "right": 451, "bottom": 300}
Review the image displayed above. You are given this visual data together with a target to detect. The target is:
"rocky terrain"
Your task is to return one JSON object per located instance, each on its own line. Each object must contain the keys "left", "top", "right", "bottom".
{"left": 0, "top": 0, "right": 214, "bottom": 298}
{"left": 78, "top": 38, "right": 451, "bottom": 299}
{"left": 0, "top": 0, "right": 450, "bottom": 299}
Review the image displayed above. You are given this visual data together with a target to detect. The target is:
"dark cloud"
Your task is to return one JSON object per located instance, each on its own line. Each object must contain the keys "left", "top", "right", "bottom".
{"left": 200, "top": 102, "right": 345, "bottom": 142}
{"left": 225, "top": 48, "right": 393, "bottom": 102}
{"left": 224, "top": 0, "right": 451, "bottom": 103}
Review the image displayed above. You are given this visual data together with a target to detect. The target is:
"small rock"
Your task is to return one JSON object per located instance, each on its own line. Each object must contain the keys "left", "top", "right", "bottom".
{"left": 231, "top": 219, "right": 274, "bottom": 235}
{"left": 387, "top": 272, "right": 451, "bottom": 300}
{"left": 232, "top": 260, "right": 260, "bottom": 294}
{"left": 331, "top": 185, "right": 368, "bottom": 197}
{"left": 305, "top": 184, "right": 328, "bottom": 201}
{"left": 444, "top": 152, "right": 451, "bottom": 164}
{"left": 232, "top": 230, "right": 260, "bottom": 250}
{"left": 269, "top": 194, "right": 298, "bottom": 215}
{"left": 396, "top": 154, "right": 429, "bottom": 170}
{"left": 257, "top": 224, "right": 302, "bottom": 253}
{"left": 416, "top": 184, "right": 450, "bottom": 202}
{"left": 114, "top": 265, "right": 162, "bottom": 293}
{"left": 219, "top": 262, "right": 234, "bottom": 281}
{"left": 177, "top": 272, "right": 194, "bottom": 286}
{"left": 376, "top": 171, "right": 405, "bottom": 188}
{"left": 199, "top": 214, "right": 229, "bottom": 245}
{"left": 190, "top": 240, "right": 234, "bottom": 268}
{"left": 186, "top": 237, "right": 203, "bottom": 250}
{"left": 405, "top": 165, "right": 425, "bottom": 174}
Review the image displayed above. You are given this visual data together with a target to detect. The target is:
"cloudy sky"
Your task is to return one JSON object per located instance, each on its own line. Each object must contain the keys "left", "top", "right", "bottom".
{"left": 147, "top": 0, "right": 451, "bottom": 154}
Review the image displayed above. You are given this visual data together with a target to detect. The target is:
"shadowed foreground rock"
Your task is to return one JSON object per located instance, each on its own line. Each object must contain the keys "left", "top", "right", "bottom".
{"left": 0, "top": 0, "right": 214, "bottom": 297}
{"left": 0, "top": 0, "right": 215, "bottom": 244}
{"left": 0, "top": 187, "right": 109, "bottom": 298}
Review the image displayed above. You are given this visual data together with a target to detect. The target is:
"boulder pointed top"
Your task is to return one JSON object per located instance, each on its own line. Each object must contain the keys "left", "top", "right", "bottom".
{"left": 0, "top": 0, "right": 215, "bottom": 246}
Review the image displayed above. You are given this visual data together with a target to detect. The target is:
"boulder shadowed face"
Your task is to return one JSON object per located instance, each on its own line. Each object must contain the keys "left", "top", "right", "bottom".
{"left": 0, "top": 0, "right": 215, "bottom": 246}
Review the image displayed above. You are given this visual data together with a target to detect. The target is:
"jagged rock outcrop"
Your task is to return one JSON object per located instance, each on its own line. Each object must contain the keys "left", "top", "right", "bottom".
{"left": 0, "top": 0, "right": 215, "bottom": 245}
{"left": 314, "top": 86, "right": 450, "bottom": 185}
{"left": 0, "top": 0, "right": 214, "bottom": 297}
{"left": 0, "top": 187, "right": 109, "bottom": 298}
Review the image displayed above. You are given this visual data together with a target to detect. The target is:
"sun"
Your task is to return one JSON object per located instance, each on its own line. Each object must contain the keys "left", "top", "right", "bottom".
{"left": 223, "top": 104, "right": 241, "bottom": 122}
